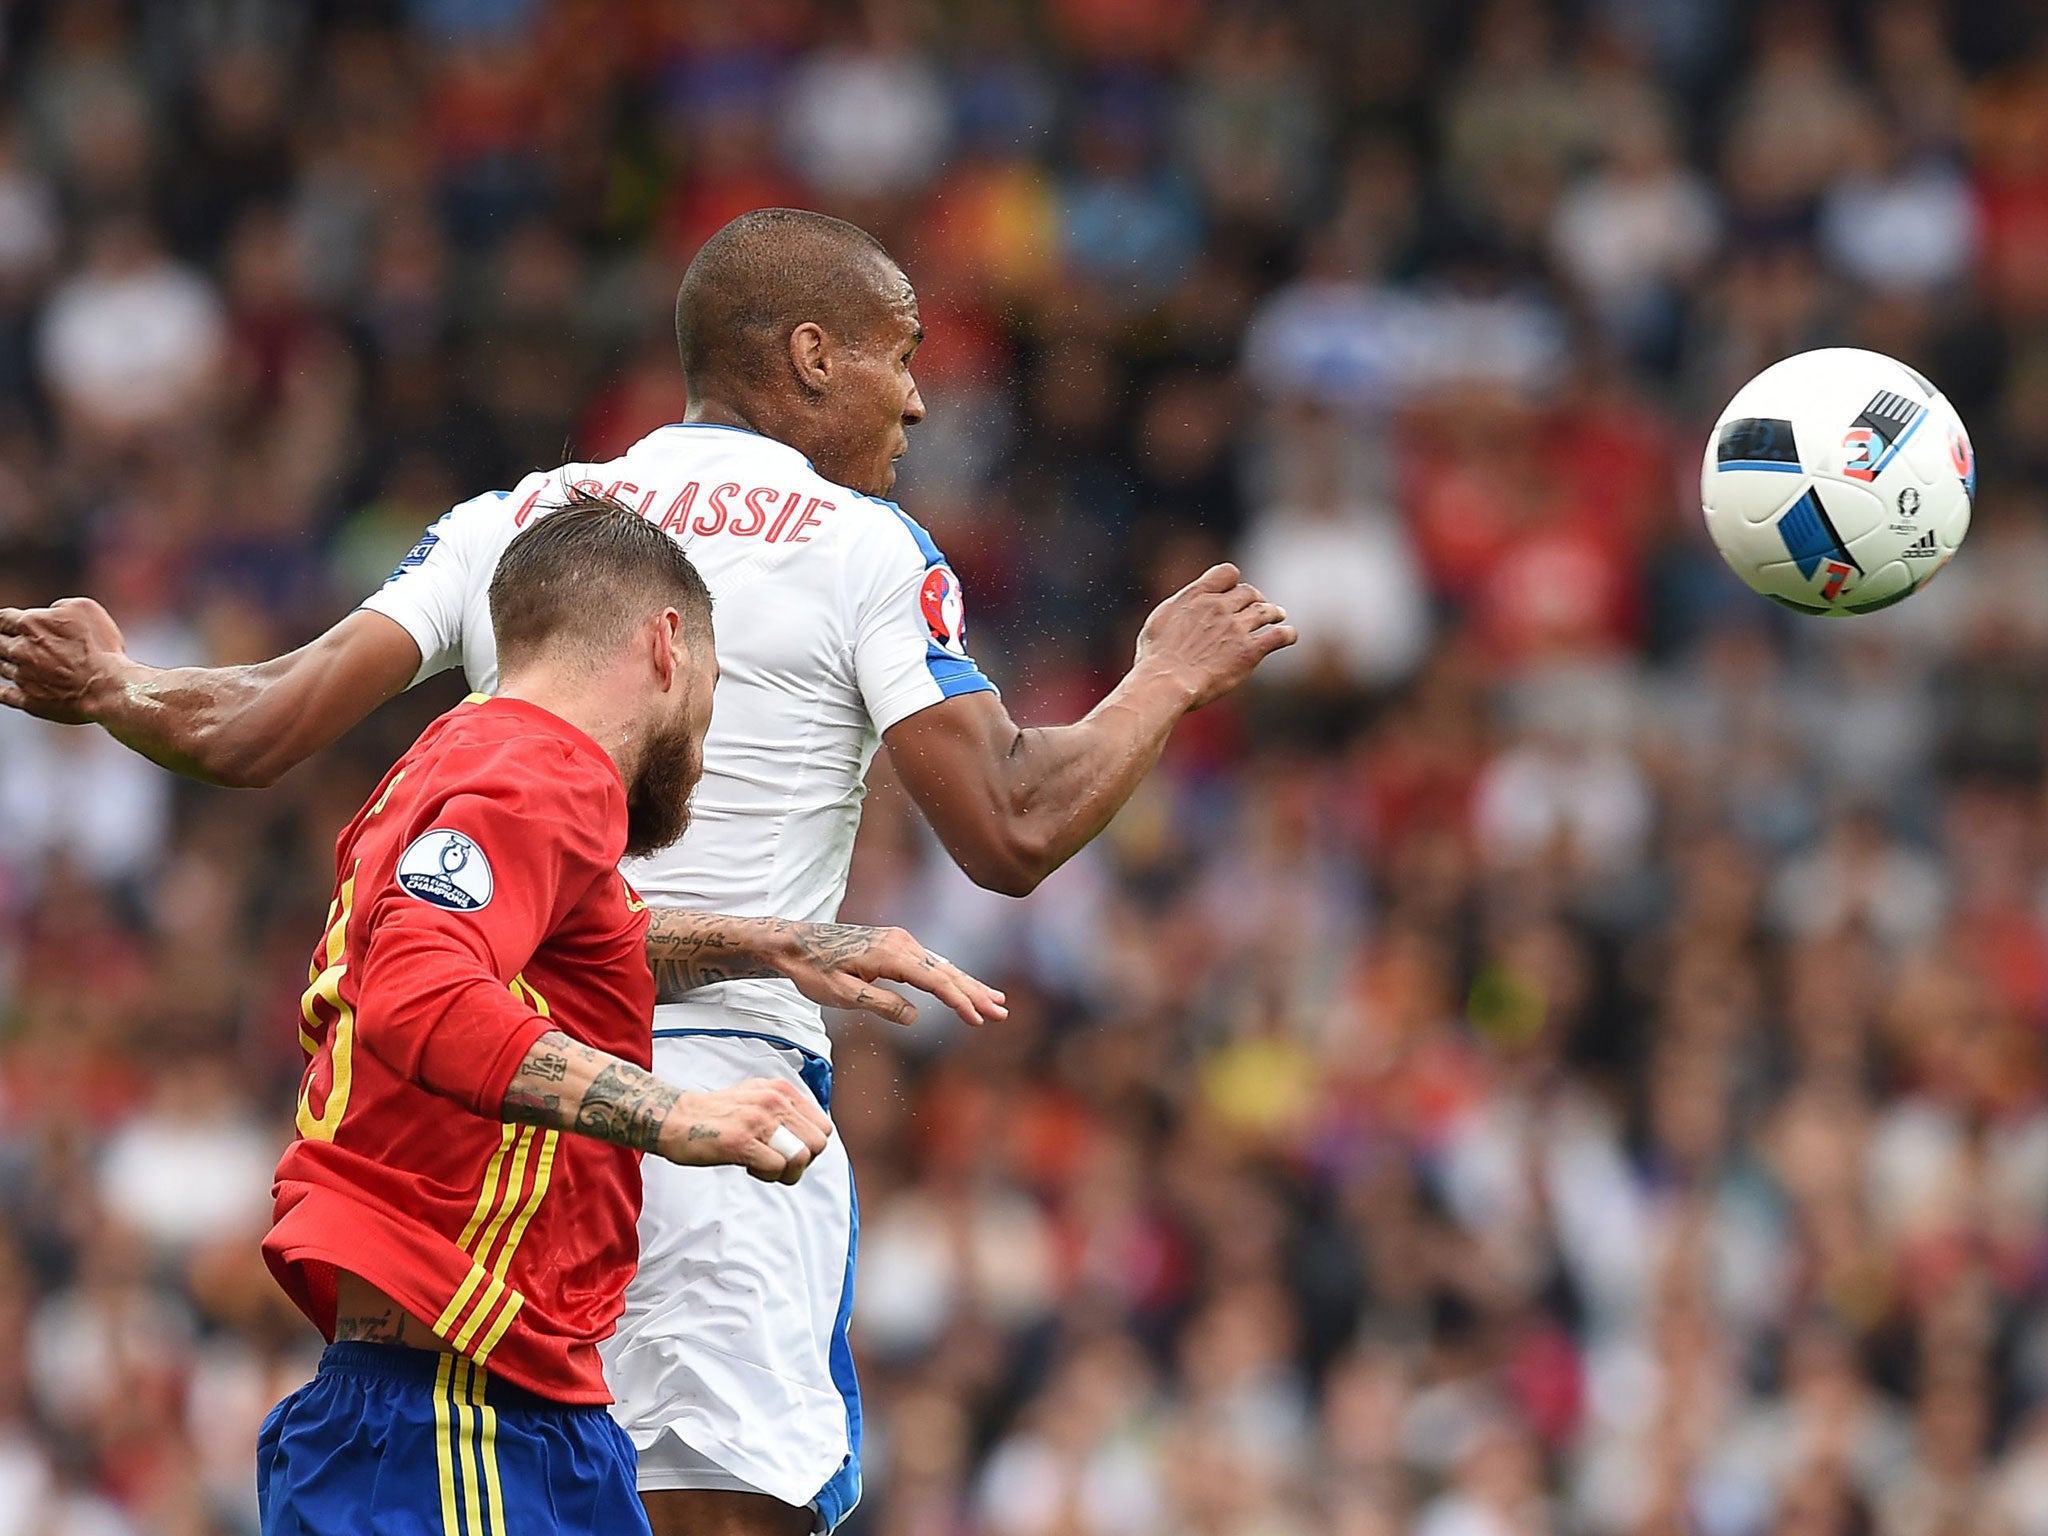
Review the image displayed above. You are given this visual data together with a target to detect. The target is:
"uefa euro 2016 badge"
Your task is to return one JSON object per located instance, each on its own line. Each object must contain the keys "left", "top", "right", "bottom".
{"left": 397, "top": 829, "right": 495, "bottom": 910}
{"left": 920, "top": 565, "right": 970, "bottom": 657}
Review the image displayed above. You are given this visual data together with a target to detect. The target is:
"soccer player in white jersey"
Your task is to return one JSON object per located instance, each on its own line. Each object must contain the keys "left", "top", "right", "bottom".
{"left": 0, "top": 208, "right": 1296, "bottom": 1536}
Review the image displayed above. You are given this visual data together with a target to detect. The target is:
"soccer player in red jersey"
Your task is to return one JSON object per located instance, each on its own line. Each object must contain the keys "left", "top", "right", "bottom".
{"left": 255, "top": 492, "right": 832, "bottom": 1536}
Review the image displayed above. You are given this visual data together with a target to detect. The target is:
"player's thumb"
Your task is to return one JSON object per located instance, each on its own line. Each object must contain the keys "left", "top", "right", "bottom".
{"left": 1191, "top": 562, "right": 1240, "bottom": 594}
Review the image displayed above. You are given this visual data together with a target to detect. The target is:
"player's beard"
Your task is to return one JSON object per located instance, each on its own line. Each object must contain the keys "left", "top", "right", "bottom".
{"left": 624, "top": 717, "right": 703, "bottom": 858}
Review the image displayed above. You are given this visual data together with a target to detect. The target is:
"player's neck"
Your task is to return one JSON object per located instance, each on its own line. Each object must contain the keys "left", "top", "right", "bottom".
{"left": 684, "top": 395, "right": 767, "bottom": 436}
{"left": 684, "top": 393, "right": 807, "bottom": 456}
{"left": 493, "top": 671, "right": 641, "bottom": 786}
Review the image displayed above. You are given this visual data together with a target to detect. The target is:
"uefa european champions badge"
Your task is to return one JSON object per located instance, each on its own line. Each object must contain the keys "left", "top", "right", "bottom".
{"left": 397, "top": 829, "right": 494, "bottom": 910}
{"left": 920, "top": 565, "right": 969, "bottom": 657}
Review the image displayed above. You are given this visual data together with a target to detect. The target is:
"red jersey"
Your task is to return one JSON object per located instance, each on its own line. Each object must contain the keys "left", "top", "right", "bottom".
{"left": 264, "top": 695, "right": 654, "bottom": 1404}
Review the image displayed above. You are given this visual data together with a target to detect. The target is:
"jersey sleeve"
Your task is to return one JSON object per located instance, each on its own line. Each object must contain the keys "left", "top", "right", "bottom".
{"left": 357, "top": 478, "right": 541, "bottom": 684}
{"left": 853, "top": 505, "right": 998, "bottom": 735}
{"left": 350, "top": 743, "right": 620, "bottom": 1116}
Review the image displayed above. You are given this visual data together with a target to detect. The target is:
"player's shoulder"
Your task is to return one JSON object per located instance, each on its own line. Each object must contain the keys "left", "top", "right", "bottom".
{"left": 412, "top": 698, "right": 617, "bottom": 801}
{"left": 390, "top": 701, "right": 624, "bottom": 856}
{"left": 820, "top": 481, "right": 952, "bottom": 580}
{"left": 403, "top": 483, "right": 529, "bottom": 573}
{"left": 440, "top": 485, "right": 523, "bottom": 530}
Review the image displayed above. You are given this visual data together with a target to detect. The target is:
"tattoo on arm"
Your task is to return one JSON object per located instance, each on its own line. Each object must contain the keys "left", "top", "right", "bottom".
{"left": 574, "top": 1064, "right": 682, "bottom": 1154}
{"left": 498, "top": 1029, "right": 680, "bottom": 1154}
{"left": 644, "top": 910, "right": 884, "bottom": 1003}
{"left": 331, "top": 1308, "right": 409, "bottom": 1344}
{"left": 645, "top": 910, "right": 777, "bottom": 997}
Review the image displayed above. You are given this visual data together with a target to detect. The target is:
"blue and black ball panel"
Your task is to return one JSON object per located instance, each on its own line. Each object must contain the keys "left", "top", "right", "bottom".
{"left": 1716, "top": 417, "right": 1802, "bottom": 473}
{"left": 1775, "top": 487, "right": 1859, "bottom": 582}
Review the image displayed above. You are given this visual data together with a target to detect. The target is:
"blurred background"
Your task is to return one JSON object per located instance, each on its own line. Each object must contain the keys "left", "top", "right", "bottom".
{"left": 5, "top": 0, "right": 2048, "bottom": 1532}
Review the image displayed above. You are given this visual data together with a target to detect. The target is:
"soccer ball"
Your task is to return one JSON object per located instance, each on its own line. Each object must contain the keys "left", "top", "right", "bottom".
{"left": 1701, "top": 348, "right": 1975, "bottom": 615}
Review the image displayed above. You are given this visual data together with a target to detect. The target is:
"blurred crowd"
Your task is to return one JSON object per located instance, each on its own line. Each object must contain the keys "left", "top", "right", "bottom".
{"left": 8, "top": 0, "right": 2048, "bottom": 1533}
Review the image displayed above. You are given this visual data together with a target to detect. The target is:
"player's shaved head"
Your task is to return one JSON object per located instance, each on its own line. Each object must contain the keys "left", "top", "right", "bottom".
{"left": 489, "top": 490, "right": 712, "bottom": 674}
{"left": 675, "top": 208, "right": 904, "bottom": 393}
{"left": 674, "top": 208, "right": 928, "bottom": 496}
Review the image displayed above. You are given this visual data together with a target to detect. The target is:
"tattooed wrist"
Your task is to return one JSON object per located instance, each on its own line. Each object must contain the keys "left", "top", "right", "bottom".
{"left": 574, "top": 1063, "right": 681, "bottom": 1154}
{"left": 499, "top": 1029, "right": 684, "bottom": 1156}
{"left": 647, "top": 913, "right": 780, "bottom": 999}
{"left": 645, "top": 911, "right": 894, "bottom": 1002}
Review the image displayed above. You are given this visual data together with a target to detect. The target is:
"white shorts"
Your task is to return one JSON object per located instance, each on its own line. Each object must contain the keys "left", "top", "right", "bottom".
{"left": 602, "top": 1024, "right": 861, "bottom": 1532}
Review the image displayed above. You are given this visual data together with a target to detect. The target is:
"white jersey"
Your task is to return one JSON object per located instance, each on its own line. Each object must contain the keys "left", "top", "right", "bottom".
{"left": 360, "top": 422, "right": 995, "bottom": 1059}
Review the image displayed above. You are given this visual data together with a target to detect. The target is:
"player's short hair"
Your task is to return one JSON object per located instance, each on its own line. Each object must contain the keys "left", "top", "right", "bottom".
{"left": 675, "top": 208, "right": 902, "bottom": 392}
{"left": 489, "top": 489, "right": 713, "bottom": 673}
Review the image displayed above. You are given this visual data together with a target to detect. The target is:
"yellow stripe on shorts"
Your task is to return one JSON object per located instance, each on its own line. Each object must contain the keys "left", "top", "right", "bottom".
{"left": 432, "top": 1353, "right": 460, "bottom": 1536}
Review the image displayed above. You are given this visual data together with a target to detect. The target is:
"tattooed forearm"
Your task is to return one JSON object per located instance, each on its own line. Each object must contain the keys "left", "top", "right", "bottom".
{"left": 574, "top": 1064, "right": 683, "bottom": 1154}
{"left": 644, "top": 911, "right": 783, "bottom": 997}
{"left": 644, "top": 910, "right": 906, "bottom": 1004}
{"left": 497, "top": 1029, "right": 681, "bottom": 1155}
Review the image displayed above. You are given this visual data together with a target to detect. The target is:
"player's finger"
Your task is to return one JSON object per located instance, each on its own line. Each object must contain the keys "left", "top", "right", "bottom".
{"left": 1225, "top": 583, "right": 1268, "bottom": 611}
{"left": 776, "top": 1100, "right": 832, "bottom": 1152}
{"left": 0, "top": 609, "right": 21, "bottom": 635}
{"left": 1241, "top": 601, "right": 1288, "bottom": 630}
{"left": 0, "top": 682, "right": 26, "bottom": 712}
{"left": 1190, "top": 563, "right": 1239, "bottom": 594}
{"left": 743, "top": 1078, "right": 830, "bottom": 1142}
{"left": 849, "top": 982, "right": 917, "bottom": 1026}
{"left": 873, "top": 943, "right": 1007, "bottom": 1026}
{"left": 766, "top": 1124, "right": 814, "bottom": 1185}
{"left": 782, "top": 1100, "right": 832, "bottom": 1151}
{"left": 756, "top": 1127, "right": 818, "bottom": 1186}
{"left": 922, "top": 961, "right": 1008, "bottom": 1026}
{"left": 739, "top": 1136, "right": 801, "bottom": 1184}
{"left": 1257, "top": 623, "right": 1300, "bottom": 653}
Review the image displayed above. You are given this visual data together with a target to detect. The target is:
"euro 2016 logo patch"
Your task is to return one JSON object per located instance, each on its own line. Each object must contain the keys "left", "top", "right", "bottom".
{"left": 920, "top": 565, "right": 969, "bottom": 657}
{"left": 397, "top": 829, "right": 494, "bottom": 910}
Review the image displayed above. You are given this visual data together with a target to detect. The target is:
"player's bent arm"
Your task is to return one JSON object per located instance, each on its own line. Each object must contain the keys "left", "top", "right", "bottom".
{"left": 0, "top": 600, "right": 422, "bottom": 787}
{"left": 501, "top": 1029, "right": 831, "bottom": 1185}
{"left": 884, "top": 563, "right": 1295, "bottom": 897}
{"left": 885, "top": 680, "right": 1189, "bottom": 896}
{"left": 642, "top": 907, "right": 1007, "bottom": 1026}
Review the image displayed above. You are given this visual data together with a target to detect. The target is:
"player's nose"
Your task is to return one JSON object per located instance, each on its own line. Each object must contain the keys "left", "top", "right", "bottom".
{"left": 903, "top": 382, "right": 927, "bottom": 426}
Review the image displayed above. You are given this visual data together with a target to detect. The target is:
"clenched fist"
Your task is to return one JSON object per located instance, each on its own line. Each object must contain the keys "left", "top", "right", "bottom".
{"left": 663, "top": 1076, "right": 833, "bottom": 1186}
{"left": 1135, "top": 563, "right": 1297, "bottom": 711}
{"left": 0, "top": 597, "right": 129, "bottom": 724}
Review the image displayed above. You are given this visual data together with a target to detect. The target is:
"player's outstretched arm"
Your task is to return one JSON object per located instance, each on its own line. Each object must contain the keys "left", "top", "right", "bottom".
{"left": 643, "top": 908, "right": 1007, "bottom": 1027}
{"left": 0, "top": 600, "right": 421, "bottom": 788}
{"left": 884, "top": 563, "right": 1296, "bottom": 896}
{"left": 501, "top": 1028, "right": 831, "bottom": 1185}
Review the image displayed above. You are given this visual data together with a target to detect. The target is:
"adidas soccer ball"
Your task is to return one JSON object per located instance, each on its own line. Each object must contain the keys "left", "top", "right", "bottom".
{"left": 1701, "top": 348, "right": 1975, "bottom": 615}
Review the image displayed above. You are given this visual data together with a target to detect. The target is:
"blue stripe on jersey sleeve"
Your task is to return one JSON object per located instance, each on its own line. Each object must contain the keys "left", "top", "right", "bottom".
{"left": 928, "top": 651, "right": 996, "bottom": 699}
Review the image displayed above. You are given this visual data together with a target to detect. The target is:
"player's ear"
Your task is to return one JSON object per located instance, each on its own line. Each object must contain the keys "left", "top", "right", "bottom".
{"left": 789, "top": 322, "right": 830, "bottom": 396}
{"left": 650, "top": 608, "right": 683, "bottom": 690}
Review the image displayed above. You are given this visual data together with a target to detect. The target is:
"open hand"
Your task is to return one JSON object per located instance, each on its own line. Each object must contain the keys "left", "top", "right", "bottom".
{"left": 1134, "top": 563, "right": 1297, "bottom": 710}
{"left": 771, "top": 921, "right": 1008, "bottom": 1028}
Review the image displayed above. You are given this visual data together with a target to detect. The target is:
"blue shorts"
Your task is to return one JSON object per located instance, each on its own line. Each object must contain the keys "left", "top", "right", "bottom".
{"left": 257, "top": 1343, "right": 649, "bottom": 1536}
